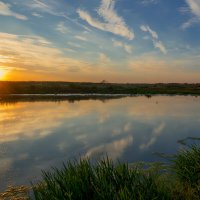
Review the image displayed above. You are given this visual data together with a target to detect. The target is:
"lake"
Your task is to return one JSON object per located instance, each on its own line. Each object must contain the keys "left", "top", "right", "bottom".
{"left": 0, "top": 95, "right": 200, "bottom": 191}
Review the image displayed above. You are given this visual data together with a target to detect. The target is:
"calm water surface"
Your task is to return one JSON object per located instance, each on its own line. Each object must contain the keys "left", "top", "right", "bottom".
{"left": 0, "top": 96, "right": 200, "bottom": 190}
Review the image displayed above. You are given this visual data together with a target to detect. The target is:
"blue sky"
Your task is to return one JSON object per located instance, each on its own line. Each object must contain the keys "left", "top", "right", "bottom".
{"left": 0, "top": 0, "right": 200, "bottom": 82}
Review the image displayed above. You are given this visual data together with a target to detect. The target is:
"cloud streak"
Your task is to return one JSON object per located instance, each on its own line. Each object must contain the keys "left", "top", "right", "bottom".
{"left": 75, "top": 35, "right": 88, "bottom": 41}
{"left": 99, "top": 53, "right": 111, "bottom": 63}
{"left": 140, "top": 0, "right": 159, "bottom": 5}
{"left": 140, "top": 25, "right": 167, "bottom": 54}
{"left": 153, "top": 40, "right": 167, "bottom": 54}
{"left": 181, "top": 0, "right": 200, "bottom": 29}
{"left": 186, "top": 0, "right": 200, "bottom": 17}
{"left": 140, "top": 25, "right": 158, "bottom": 39}
{"left": 0, "top": 1, "right": 27, "bottom": 20}
{"left": 56, "top": 22, "right": 68, "bottom": 34}
{"left": 0, "top": 32, "right": 92, "bottom": 76}
{"left": 112, "top": 39, "right": 133, "bottom": 54}
{"left": 77, "top": 0, "right": 134, "bottom": 40}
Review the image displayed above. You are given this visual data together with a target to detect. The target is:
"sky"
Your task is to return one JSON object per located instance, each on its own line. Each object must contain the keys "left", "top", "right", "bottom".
{"left": 0, "top": 0, "right": 200, "bottom": 83}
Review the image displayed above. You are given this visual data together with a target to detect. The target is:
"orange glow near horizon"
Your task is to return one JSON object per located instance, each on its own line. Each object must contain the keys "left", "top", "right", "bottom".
{"left": 0, "top": 69, "right": 7, "bottom": 80}
{"left": 0, "top": 32, "right": 199, "bottom": 83}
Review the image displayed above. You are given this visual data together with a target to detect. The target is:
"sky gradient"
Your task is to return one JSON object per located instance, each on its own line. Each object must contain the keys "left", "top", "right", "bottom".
{"left": 0, "top": 0, "right": 200, "bottom": 83}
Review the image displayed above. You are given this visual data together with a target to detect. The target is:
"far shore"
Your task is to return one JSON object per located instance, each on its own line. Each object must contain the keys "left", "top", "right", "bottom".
{"left": 0, "top": 81, "right": 200, "bottom": 98}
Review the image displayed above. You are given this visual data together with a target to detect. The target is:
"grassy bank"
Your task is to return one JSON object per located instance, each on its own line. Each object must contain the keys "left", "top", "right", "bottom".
{"left": 1, "top": 145, "right": 199, "bottom": 200}
{"left": 0, "top": 81, "right": 200, "bottom": 95}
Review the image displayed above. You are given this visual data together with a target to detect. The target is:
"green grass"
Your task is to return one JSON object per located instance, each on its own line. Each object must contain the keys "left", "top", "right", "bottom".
{"left": 32, "top": 159, "right": 171, "bottom": 200}
{"left": 1, "top": 145, "right": 199, "bottom": 199}
{"left": 172, "top": 145, "right": 200, "bottom": 187}
{"left": 30, "top": 145, "right": 200, "bottom": 200}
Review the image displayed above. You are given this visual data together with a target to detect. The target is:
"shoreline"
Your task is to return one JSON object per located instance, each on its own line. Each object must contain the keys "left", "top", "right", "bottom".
{"left": 1, "top": 82, "right": 200, "bottom": 96}
{"left": 0, "top": 93, "right": 199, "bottom": 104}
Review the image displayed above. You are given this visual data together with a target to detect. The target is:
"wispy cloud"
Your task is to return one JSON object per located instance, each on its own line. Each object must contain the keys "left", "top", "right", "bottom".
{"left": 56, "top": 22, "right": 68, "bottom": 34}
{"left": 128, "top": 54, "right": 200, "bottom": 80}
{"left": 27, "top": 0, "right": 70, "bottom": 20}
{"left": 64, "top": 48, "right": 76, "bottom": 53}
{"left": 140, "top": 25, "right": 158, "bottom": 39}
{"left": 186, "top": 0, "right": 200, "bottom": 17}
{"left": 0, "top": 32, "right": 124, "bottom": 81}
{"left": 32, "top": 12, "right": 43, "bottom": 18}
{"left": 0, "top": 1, "right": 27, "bottom": 20}
{"left": 153, "top": 40, "right": 167, "bottom": 54}
{"left": 179, "top": 6, "right": 190, "bottom": 14}
{"left": 181, "top": 0, "right": 200, "bottom": 29}
{"left": 29, "top": 0, "right": 50, "bottom": 11}
{"left": 24, "top": 0, "right": 62, "bottom": 18}
{"left": 112, "top": 39, "right": 133, "bottom": 54}
{"left": 75, "top": 35, "right": 88, "bottom": 41}
{"left": 128, "top": 56, "right": 168, "bottom": 71}
{"left": 0, "top": 32, "right": 91, "bottom": 75}
{"left": 23, "top": 0, "right": 91, "bottom": 32}
{"left": 140, "top": 25, "right": 167, "bottom": 54}
{"left": 140, "top": 0, "right": 159, "bottom": 5}
{"left": 181, "top": 17, "right": 199, "bottom": 29}
{"left": 77, "top": 0, "right": 134, "bottom": 40}
{"left": 99, "top": 53, "right": 111, "bottom": 63}
{"left": 67, "top": 42, "right": 82, "bottom": 48}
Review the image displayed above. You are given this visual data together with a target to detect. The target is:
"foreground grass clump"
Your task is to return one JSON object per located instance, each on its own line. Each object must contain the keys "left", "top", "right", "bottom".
{"left": 169, "top": 145, "right": 200, "bottom": 199}
{"left": 32, "top": 159, "right": 170, "bottom": 200}
{"left": 172, "top": 145, "right": 200, "bottom": 187}
{"left": 32, "top": 146, "right": 200, "bottom": 200}
{"left": 5, "top": 145, "right": 199, "bottom": 200}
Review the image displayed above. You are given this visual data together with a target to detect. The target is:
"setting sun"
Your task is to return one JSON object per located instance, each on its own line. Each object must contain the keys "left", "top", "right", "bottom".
{"left": 0, "top": 69, "right": 6, "bottom": 80}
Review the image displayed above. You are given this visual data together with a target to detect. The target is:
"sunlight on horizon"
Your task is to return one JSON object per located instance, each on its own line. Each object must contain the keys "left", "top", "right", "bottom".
{"left": 0, "top": 69, "right": 7, "bottom": 80}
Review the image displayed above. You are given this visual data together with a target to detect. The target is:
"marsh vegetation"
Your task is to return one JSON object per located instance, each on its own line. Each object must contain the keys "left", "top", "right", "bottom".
{"left": 0, "top": 81, "right": 200, "bottom": 96}
{"left": 1, "top": 145, "right": 199, "bottom": 200}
